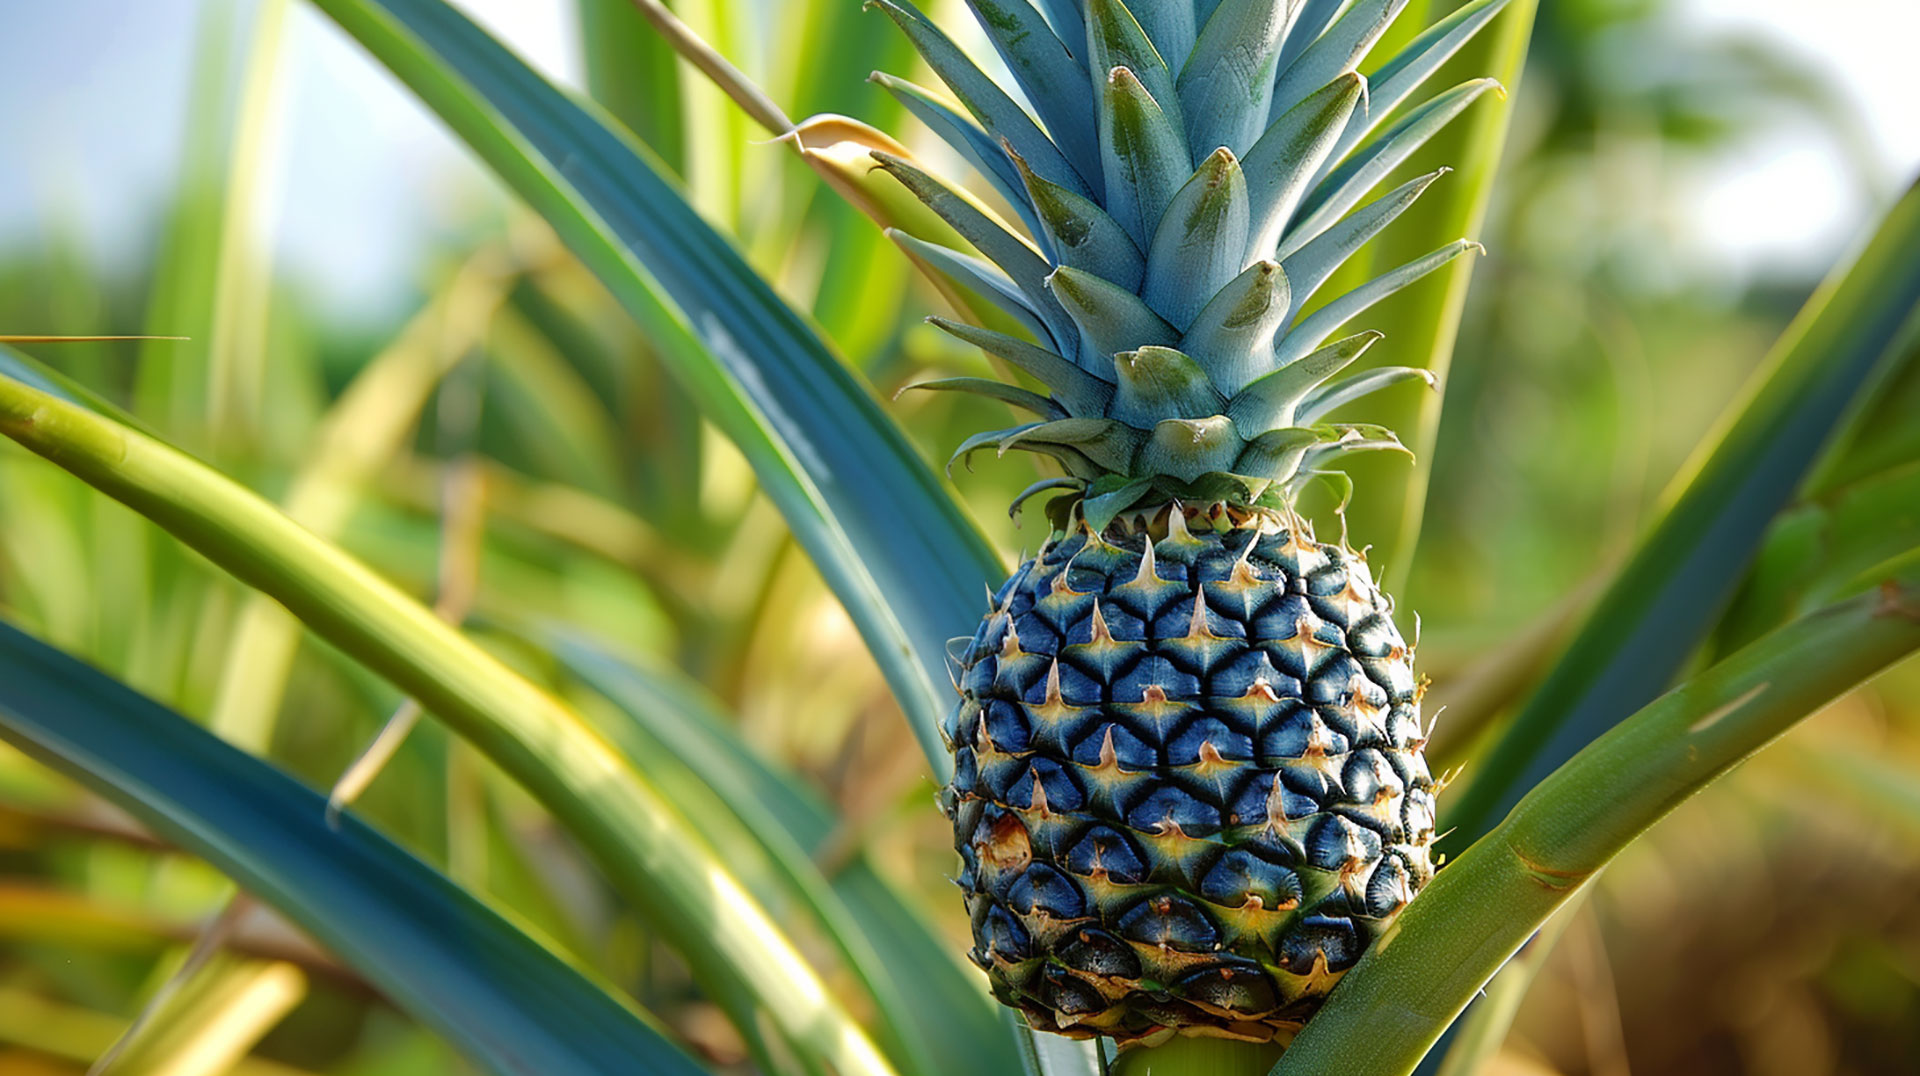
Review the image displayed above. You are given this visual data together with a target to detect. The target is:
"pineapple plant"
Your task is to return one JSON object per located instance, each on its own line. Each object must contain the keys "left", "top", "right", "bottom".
{"left": 5, "top": 1, "right": 1920, "bottom": 1075}
{"left": 859, "top": 0, "right": 1507, "bottom": 1047}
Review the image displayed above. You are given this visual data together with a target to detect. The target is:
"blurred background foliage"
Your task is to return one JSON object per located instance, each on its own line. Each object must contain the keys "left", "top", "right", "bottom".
{"left": 0, "top": 0, "right": 1915, "bottom": 1074}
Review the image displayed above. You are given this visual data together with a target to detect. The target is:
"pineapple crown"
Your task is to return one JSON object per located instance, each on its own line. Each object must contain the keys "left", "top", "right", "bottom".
{"left": 869, "top": 0, "right": 1509, "bottom": 531}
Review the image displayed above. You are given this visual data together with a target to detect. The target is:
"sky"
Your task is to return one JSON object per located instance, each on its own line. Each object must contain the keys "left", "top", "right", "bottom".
{"left": 1, "top": 0, "right": 1916, "bottom": 319}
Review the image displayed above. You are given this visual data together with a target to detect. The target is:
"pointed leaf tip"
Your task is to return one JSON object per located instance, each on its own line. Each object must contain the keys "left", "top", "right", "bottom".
{"left": 1143, "top": 145, "right": 1250, "bottom": 331}
{"left": 1111, "top": 345, "right": 1226, "bottom": 425}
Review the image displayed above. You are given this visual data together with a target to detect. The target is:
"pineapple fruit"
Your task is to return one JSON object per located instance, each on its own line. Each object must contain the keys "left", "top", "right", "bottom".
{"left": 868, "top": 0, "right": 1510, "bottom": 1049}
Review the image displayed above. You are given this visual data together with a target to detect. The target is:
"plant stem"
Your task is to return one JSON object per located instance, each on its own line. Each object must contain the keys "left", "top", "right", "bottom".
{"left": 1108, "top": 1037, "right": 1285, "bottom": 1076}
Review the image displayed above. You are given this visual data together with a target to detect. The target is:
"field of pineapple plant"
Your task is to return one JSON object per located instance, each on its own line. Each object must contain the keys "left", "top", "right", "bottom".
{"left": 2, "top": 0, "right": 1918, "bottom": 1073}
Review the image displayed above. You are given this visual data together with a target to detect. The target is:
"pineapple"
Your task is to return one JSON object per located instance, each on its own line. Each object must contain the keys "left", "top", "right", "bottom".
{"left": 869, "top": 0, "right": 1510, "bottom": 1049}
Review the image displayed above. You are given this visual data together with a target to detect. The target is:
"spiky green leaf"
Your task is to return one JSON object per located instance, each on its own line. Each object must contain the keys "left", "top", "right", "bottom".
{"left": 1270, "top": 0, "right": 1409, "bottom": 120}
{"left": 1285, "top": 77, "right": 1502, "bottom": 256}
{"left": 870, "top": 72, "right": 1041, "bottom": 237}
{"left": 929, "top": 316, "right": 1117, "bottom": 413}
{"left": 1098, "top": 64, "right": 1193, "bottom": 247}
{"left": 1298, "top": 364, "right": 1436, "bottom": 423}
{"left": 903, "top": 377, "right": 1067, "bottom": 419}
{"left": 1176, "top": 0, "right": 1290, "bottom": 156}
{"left": 965, "top": 0, "right": 1101, "bottom": 183}
{"left": 1244, "top": 72, "right": 1366, "bottom": 256}
{"left": 1139, "top": 414, "right": 1240, "bottom": 480}
{"left": 1048, "top": 264, "right": 1181, "bottom": 368}
{"left": 1011, "top": 144, "right": 1147, "bottom": 291}
{"left": 1181, "top": 260, "right": 1292, "bottom": 393}
{"left": 1279, "top": 169, "right": 1448, "bottom": 311}
{"left": 1144, "top": 147, "right": 1252, "bottom": 331}
{"left": 871, "top": 0, "right": 1094, "bottom": 196}
{"left": 1111, "top": 345, "right": 1227, "bottom": 424}
{"left": 1275, "top": 239, "right": 1481, "bottom": 363}
{"left": 1227, "top": 330, "right": 1384, "bottom": 431}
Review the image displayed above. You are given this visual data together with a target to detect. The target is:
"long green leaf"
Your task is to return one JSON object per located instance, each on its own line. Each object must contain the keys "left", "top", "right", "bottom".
{"left": 551, "top": 634, "right": 1023, "bottom": 1076}
{"left": 1426, "top": 897, "right": 1584, "bottom": 1076}
{"left": 306, "top": 0, "right": 1005, "bottom": 776}
{"left": 0, "top": 622, "right": 705, "bottom": 1076}
{"left": 0, "top": 343, "right": 149, "bottom": 432}
{"left": 1275, "top": 552, "right": 1920, "bottom": 1076}
{"left": 1339, "top": 0, "right": 1537, "bottom": 592}
{"left": 1443, "top": 178, "right": 1920, "bottom": 847}
{"left": 0, "top": 373, "right": 894, "bottom": 1076}
{"left": 574, "top": 0, "right": 685, "bottom": 170}
{"left": 1716, "top": 458, "right": 1920, "bottom": 653}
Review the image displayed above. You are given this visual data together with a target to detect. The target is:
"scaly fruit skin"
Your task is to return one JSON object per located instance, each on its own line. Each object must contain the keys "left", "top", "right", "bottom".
{"left": 941, "top": 506, "right": 1434, "bottom": 1047}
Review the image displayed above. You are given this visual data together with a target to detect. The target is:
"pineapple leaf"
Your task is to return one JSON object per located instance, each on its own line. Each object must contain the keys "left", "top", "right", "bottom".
{"left": 0, "top": 623, "right": 706, "bottom": 1076}
{"left": 890, "top": 231, "right": 1059, "bottom": 343}
{"left": 1086, "top": 0, "right": 1185, "bottom": 137}
{"left": 1244, "top": 71, "right": 1367, "bottom": 258}
{"left": 1297, "top": 364, "right": 1437, "bottom": 423}
{"left": 1334, "top": 0, "right": 1515, "bottom": 162}
{"left": 1144, "top": 147, "right": 1252, "bottom": 331}
{"left": 963, "top": 0, "right": 1101, "bottom": 185}
{"left": 1124, "top": 0, "right": 1196, "bottom": 67}
{"left": 1047, "top": 264, "right": 1182, "bottom": 369}
{"left": 1274, "top": 0, "right": 1347, "bottom": 76}
{"left": 1274, "top": 238, "right": 1482, "bottom": 364}
{"left": 1139, "top": 414, "right": 1242, "bottom": 480}
{"left": 902, "top": 377, "right": 1068, "bottom": 419}
{"left": 306, "top": 0, "right": 1008, "bottom": 786}
{"left": 889, "top": 230, "right": 1057, "bottom": 344}
{"left": 1011, "top": 475, "right": 1088, "bottom": 518}
{"left": 871, "top": 0, "right": 1095, "bottom": 197}
{"left": 1012, "top": 142, "right": 1148, "bottom": 291}
{"left": 1082, "top": 475, "right": 1157, "bottom": 531}
{"left": 1279, "top": 168, "right": 1449, "bottom": 313}
{"left": 1226, "top": 330, "right": 1384, "bottom": 431}
{"left": 1181, "top": 260, "right": 1293, "bottom": 393}
{"left": 872, "top": 152, "right": 1076, "bottom": 350}
{"left": 1284, "top": 77, "right": 1503, "bottom": 257}
{"left": 950, "top": 421, "right": 1045, "bottom": 473}
{"left": 1011, "top": 1013, "right": 1108, "bottom": 1076}
{"left": 1269, "top": 0, "right": 1409, "bottom": 122}
{"left": 1233, "top": 426, "right": 1328, "bottom": 481}
{"left": 1338, "top": 0, "right": 1537, "bottom": 594}
{"left": 929, "top": 316, "right": 1118, "bottom": 412}
{"left": 1098, "top": 64, "right": 1194, "bottom": 247}
{"left": 1176, "top": 0, "right": 1291, "bottom": 157}
{"left": 0, "top": 343, "right": 152, "bottom": 434}
{"left": 551, "top": 636, "right": 1022, "bottom": 1076}
{"left": 1718, "top": 459, "right": 1920, "bottom": 654}
{"left": 1111, "top": 345, "right": 1227, "bottom": 424}
{"left": 870, "top": 72, "right": 1043, "bottom": 239}
{"left": 1002, "top": 416, "right": 1145, "bottom": 472}
{"left": 1300, "top": 428, "right": 1412, "bottom": 470}
{"left": 1033, "top": 0, "right": 1087, "bottom": 47}
{"left": 0, "top": 233, "right": 900, "bottom": 1076}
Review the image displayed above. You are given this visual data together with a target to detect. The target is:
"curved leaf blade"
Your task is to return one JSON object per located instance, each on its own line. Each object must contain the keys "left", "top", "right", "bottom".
{"left": 308, "top": 0, "right": 1004, "bottom": 776}
{"left": 0, "top": 622, "right": 705, "bottom": 1076}
{"left": 1276, "top": 553, "right": 1920, "bottom": 1076}
{"left": 1336, "top": 0, "right": 1538, "bottom": 592}
{"left": 550, "top": 635, "right": 1023, "bottom": 1076}
{"left": 0, "top": 373, "right": 894, "bottom": 1076}
{"left": 1443, "top": 177, "right": 1920, "bottom": 847}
